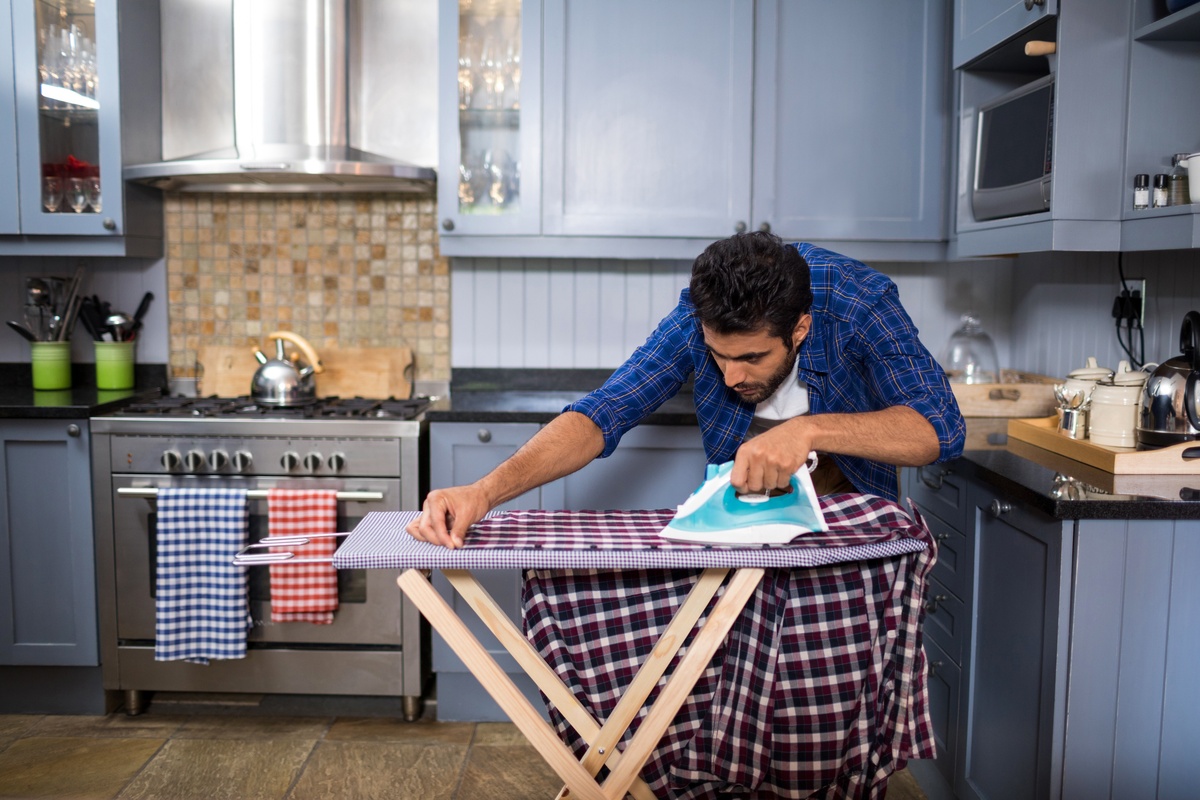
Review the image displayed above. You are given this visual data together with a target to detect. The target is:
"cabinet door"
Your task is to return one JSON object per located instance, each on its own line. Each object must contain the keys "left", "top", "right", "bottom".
{"left": 541, "top": 0, "right": 753, "bottom": 238}
{"left": 438, "top": 0, "right": 542, "bottom": 238}
{"left": 752, "top": 0, "right": 950, "bottom": 243}
{"left": 11, "top": 0, "right": 123, "bottom": 236}
{"left": 953, "top": 0, "right": 1058, "bottom": 68}
{"left": 543, "top": 425, "right": 707, "bottom": 510}
{"left": 0, "top": 419, "right": 97, "bottom": 666}
{"left": 924, "top": 637, "right": 962, "bottom": 790}
{"left": 960, "top": 486, "right": 1066, "bottom": 800}
{"left": 0, "top": 1, "right": 19, "bottom": 234}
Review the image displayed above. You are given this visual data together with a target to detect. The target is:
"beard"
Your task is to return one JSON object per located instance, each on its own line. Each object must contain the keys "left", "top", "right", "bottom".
{"left": 731, "top": 343, "right": 798, "bottom": 405}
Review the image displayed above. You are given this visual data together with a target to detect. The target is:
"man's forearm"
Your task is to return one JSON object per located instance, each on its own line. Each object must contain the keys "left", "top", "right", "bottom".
{"left": 801, "top": 405, "right": 941, "bottom": 466}
{"left": 475, "top": 411, "right": 606, "bottom": 508}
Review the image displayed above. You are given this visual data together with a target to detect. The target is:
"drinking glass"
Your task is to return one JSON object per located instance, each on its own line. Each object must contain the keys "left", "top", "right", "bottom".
{"left": 67, "top": 177, "right": 88, "bottom": 213}
{"left": 86, "top": 176, "right": 102, "bottom": 212}
{"left": 41, "top": 176, "right": 62, "bottom": 212}
{"left": 457, "top": 36, "right": 476, "bottom": 110}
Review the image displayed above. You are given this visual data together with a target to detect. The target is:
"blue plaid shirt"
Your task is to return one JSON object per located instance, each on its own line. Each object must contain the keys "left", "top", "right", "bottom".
{"left": 566, "top": 243, "right": 965, "bottom": 501}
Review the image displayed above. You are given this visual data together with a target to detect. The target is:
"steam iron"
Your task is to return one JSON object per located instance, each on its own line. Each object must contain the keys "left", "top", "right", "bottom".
{"left": 658, "top": 454, "right": 828, "bottom": 546}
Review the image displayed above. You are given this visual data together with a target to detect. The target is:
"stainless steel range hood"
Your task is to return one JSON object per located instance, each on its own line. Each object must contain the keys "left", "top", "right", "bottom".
{"left": 124, "top": 0, "right": 436, "bottom": 193}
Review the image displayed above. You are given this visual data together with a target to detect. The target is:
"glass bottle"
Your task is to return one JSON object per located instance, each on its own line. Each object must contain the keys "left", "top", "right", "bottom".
{"left": 1133, "top": 174, "right": 1150, "bottom": 210}
{"left": 1170, "top": 154, "right": 1191, "bottom": 206}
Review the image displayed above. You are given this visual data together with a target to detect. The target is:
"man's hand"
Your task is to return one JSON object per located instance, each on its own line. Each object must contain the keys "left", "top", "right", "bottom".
{"left": 732, "top": 422, "right": 811, "bottom": 493}
{"left": 406, "top": 484, "right": 492, "bottom": 549}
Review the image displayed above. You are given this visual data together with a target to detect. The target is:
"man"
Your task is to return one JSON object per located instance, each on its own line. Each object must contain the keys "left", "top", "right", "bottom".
{"left": 409, "top": 232, "right": 965, "bottom": 549}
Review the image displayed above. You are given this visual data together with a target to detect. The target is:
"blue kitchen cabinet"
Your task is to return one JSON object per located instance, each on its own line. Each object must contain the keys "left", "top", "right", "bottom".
{"left": 439, "top": 0, "right": 952, "bottom": 261}
{"left": 0, "top": 0, "right": 161, "bottom": 256}
{"left": 0, "top": 2, "right": 17, "bottom": 234}
{"left": 427, "top": 420, "right": 706, "bottom": 721}
{"left": 0, "top": 418, "right": 98, "bottom": 667}
{"left": 953, "top": 0, "right": 1057, "bottom": 68}
{"left": 951, "top": 0, "right": 1132, "bottom": 257}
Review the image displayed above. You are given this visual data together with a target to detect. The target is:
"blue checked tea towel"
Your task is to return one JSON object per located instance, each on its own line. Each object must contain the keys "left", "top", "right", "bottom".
{"left": 155, "top": 487, "right": 251, "bottom": 664}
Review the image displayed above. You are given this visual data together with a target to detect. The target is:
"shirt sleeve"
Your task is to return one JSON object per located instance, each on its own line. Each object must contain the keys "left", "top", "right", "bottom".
{"left": 565, "top": 296, "right": 699, "bottom": 458}
{"left": 853, "top": 282, "right": 966, "bottom": 463}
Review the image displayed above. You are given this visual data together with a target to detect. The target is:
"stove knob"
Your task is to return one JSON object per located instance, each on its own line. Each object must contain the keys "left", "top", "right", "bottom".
{"left": 184, "top": 450, "right": 206, "bottom": 472}
{"left": 209, "top": 449, "right": 230, "bottom": 471}
{"left": 303, "top": 452, "right": 323, "bottom": 473}
{"left": 328, "top": 453, "right": 346, "bottom": 473}
{"left": 281, "top": 451, "right": 300, "bottom": 472}
{"left": 232, "top": 451, "right": 253, "bottom": 473}
{"left": 161, "top": 449, "right": 182, "bottom": 471}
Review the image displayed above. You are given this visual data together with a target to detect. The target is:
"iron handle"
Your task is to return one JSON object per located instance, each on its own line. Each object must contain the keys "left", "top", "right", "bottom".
{"left": 441, "top": 218, "right": 455, "bottom": 231}
{"left": 477, "top": 428, "right": 492, "bottom": 443}
{"left": 735, "top": 221, "right": 747, "bottom": 234}
{"left": 925, "top": 594, "right": 948, "bottom": 614}
{"left": 66, "top": 424, "right": 81, "bottom": 437}
{"left": 989, "top": 499, "right": 1013, "bottom": 517}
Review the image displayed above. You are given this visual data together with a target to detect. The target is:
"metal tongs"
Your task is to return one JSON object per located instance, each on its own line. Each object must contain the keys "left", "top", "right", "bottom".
{"left": 232, "top": 532, "right": 348, "bottom": 566}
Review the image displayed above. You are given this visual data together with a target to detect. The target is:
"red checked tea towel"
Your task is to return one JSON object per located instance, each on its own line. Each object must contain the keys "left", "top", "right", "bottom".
{"left": 268, "top": 489, "right": 339, "bottom": 623}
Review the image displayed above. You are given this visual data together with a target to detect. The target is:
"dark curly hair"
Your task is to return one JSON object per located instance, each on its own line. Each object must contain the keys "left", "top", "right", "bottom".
{"left": 689, "top": 232, "right": 813, "bottom": 346}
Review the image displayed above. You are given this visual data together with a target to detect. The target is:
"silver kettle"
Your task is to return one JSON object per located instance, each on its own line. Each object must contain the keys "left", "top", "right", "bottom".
{"left": 1136, "top": 311, "right": 1200, "bottom": 449}
{"left": 251, "top": 331, "right": 324, "bottom": 406}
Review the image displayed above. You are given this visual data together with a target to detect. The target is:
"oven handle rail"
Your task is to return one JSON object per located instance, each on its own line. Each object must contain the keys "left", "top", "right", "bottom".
{"left": 117, "top": 488, "right": 385, "bottom": 502}
{"left": 231, "top": 532, "right": 347, "bottom": 566}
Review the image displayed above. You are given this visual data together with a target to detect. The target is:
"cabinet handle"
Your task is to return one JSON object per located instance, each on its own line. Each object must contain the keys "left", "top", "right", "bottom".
{"left": 929, "top": 659, "right": 944, "bottom": 677}
{"left": 441, "top": 218, "right": 455, "bottom": 231}
{"left": 918, "top": 464, "right": 949, "bottom": 490}
{"left": 477, "top": 428, "right": 492, "bottom": 443}
{"left": 734, "top": 221, "right": 747, "bottom": 234}
{"left": 935, "top": 532, "right": 950, "bottom": 542}
{"left": 925, "top": 593, "right": 948, "bottom": 614}
{"left": 989, "top": 499, "right": 1013, "bottom": 517}
{"left": 758, "top": 221, "right": 771, "bottom": 233}
{"left": 102, "top": 218, "right": 116, "bottom": 231}
{"left": 67, "top": 424, "right": 81, "bottom": 437}
{"left": 1023, "top": 0, "right": 1045, "bottom": 8}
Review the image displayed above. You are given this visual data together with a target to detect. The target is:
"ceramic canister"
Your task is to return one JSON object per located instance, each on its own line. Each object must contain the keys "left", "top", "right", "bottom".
{"left": 1088, "top": 383, "right": 1143, "bottom": 448}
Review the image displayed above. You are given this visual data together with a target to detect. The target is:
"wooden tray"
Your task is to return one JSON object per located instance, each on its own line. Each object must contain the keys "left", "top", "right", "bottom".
{"left": 1006, "top": 437, "right": 1200, "bottom": 499}
{"left": 1007, "top": 416, "right": 1200, "bottom": 474}
{"left": 196, "top": 345, "right": 414, "bottom": 399}
{"left": 951, "top": 371, "right": 1059, "bottom": 418}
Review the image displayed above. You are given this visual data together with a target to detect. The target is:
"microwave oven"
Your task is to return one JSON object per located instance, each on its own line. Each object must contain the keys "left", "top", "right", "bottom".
{"left": 972, "top": 74, "right": 1054, "bottom": 222}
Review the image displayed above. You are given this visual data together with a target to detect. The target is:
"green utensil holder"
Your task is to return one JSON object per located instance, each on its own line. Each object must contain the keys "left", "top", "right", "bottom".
{"left": 95, "top": 341, "right": 135, "bottom": 390}
{"left": 31, "top": 341, "right": 72, "bottom": 390}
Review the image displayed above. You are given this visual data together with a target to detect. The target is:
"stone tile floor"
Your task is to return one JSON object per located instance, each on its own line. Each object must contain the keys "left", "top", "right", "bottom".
{"left": 0, "top": 694, "right": 927, "bottom": 799}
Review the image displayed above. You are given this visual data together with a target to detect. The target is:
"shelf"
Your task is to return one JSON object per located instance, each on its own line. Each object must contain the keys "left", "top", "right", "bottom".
{"left": 459, "top": 108, "right": 520, "bottom": 129}
{"left": 1135, "top": 3, "right": 1200, "bottom": 41}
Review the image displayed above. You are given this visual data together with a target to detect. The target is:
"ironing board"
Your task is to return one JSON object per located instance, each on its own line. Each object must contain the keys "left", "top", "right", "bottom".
{"left": 333, "top": 496, "right": 933, "bottom": 800}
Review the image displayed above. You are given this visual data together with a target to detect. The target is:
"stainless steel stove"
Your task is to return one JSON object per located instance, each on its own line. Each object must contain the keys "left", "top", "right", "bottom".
{"left": 90, "top": 395, "right": 430, "bottom": 718}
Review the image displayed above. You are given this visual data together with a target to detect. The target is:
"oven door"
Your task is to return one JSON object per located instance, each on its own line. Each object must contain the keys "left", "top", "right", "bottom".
{"left": 112, "top": 476, "right": 402, "bottom": 646}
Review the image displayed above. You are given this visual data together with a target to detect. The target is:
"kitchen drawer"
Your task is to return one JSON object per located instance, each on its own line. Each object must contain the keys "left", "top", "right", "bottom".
{"left": 924, "top": 635, "right": 961, "bottom": 790}
{"left": 923, "top": 574, "right": 967, "bottom": 666}
{"left": 906, "top": 464, "right": 969, "bottom": 533}
{"left": 928, "top": 510, "right": 973, "bottom": 602}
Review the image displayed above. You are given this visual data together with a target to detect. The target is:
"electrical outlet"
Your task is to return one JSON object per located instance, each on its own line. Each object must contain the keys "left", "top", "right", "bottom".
{"left": 1128, "top": 278, "right": 1146, "bottom": 326}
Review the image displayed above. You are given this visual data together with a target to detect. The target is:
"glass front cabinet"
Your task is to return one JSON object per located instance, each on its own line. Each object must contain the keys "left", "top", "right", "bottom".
{"left": 1, "top": 0, "right": 161, "bottom": 255}
{"left": 438, "top": 0, "right": 542, "bottom": 241}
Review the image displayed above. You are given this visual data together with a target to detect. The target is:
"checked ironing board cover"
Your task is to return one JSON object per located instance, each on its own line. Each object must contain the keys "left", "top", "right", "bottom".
{"left": 333, "top": 493, "right": 936, "bottom": 800}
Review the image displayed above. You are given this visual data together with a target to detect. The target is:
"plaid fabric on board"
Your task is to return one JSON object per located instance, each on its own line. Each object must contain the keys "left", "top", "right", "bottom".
{"left": 155, "top": 487, "right": 251, "bottom": 664}
{"left": 268, "top": 489, "right": 340, "bottom": 623}
{"left": 522, "top": 496, "right": 936, "bottom": 800}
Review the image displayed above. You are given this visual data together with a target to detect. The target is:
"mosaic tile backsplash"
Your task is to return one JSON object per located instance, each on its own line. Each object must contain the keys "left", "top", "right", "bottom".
{"left": 165, "top": 193, "right": 450, "bottom": 382}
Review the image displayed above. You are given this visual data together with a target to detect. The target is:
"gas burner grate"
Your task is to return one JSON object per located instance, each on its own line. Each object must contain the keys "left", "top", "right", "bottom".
{"left": 115, "top": 395, "right": 431, "bottom": 420}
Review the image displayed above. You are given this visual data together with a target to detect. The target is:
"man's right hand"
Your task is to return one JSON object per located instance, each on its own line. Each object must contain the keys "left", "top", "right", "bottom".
{"left": 406, "top": 484, "right": 492, "bottom": 549}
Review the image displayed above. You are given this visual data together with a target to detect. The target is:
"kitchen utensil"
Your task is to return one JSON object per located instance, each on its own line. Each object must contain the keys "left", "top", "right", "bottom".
{"left": 1136, "top": 310, "right": 1200, "bottom": 449}
{"left": 129, "top": 292, "right": 154, "bottom": 338}
{"left": 105, "top": 312, "right": 134, "bottom": 342}
{"left": 658, "top": 457, "right": 827, "bottom": 545}
{"left": 6, "top": 320, "right": 38, "bottom": 342}
{"left": 940, "top": 313, "right": 999, "bottom": 384}
{"left": 26, "top": 277, "right": 51, "bottom": 307}
{"left": 251, "top": 331, "right": 324, "bottom": 406}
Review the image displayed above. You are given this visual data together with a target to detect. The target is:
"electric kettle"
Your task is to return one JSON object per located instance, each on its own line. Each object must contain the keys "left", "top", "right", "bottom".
{"left": 251, "top": 330, "right": 324, "bottom": 406}
{"left": 1136, "top": 311, "right": 1200, "bottom": 449}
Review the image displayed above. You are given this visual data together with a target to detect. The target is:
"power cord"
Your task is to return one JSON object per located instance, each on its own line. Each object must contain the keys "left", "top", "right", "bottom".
{"left": 1113, "top": 253, "right": 1145, "bottom": 369}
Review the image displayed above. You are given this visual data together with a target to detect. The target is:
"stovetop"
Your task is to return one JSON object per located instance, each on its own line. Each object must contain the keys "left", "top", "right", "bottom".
{"left": 113, "top": 395, "right": 432, "bottom": 420}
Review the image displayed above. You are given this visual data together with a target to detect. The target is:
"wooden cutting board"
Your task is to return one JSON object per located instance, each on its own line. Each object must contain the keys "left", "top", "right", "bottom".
{"left": 196, "top": 345, "right": 414, "bottom": 399}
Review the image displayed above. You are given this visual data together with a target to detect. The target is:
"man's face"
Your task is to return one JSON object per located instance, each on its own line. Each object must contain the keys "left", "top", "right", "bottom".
{"left": 702, "top": 316, "right": 812, "bottom": 404}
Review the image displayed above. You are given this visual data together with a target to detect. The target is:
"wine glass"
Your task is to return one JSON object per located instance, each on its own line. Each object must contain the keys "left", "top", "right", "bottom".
{"left": 86, "top": 176, "right": 102, "bottom": 212}
{"left": 457, "top": 36, "right": 476, "bottom": 110}
{"left": 41, "top": 176, "right": 62, "bottom": 212}
{"left": 66, "top": 177, "right": 88, "bottom": 213}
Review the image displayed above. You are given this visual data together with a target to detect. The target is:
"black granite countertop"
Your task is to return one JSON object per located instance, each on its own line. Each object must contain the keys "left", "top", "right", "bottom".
{"left": 0, "top": 363, "right": 167, "bottom": 419}
{"left": 428, "top": 370, "right": 1200, "bottom": 520}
